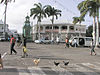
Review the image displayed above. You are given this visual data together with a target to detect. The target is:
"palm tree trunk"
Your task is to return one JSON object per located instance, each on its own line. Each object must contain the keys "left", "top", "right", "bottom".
{"left": 51, "top": 16, "right": 54, "bottom": 41}
{"left": 93, "top": 17, "right": 96, "bottom": 46}
{"left": 96, "top": 8, "right": 99, "bottom": 47}
{"left": 79, "top": 22, "right": 81, "bottom": 37}
{"left": 38, "top": 22, "right": 41, "bottom": 40}
{"left": 36, "top": 21, "right": 39, "bottom": 40}
{"left": 51, "top": 25, "right": 53, "bottom": 41}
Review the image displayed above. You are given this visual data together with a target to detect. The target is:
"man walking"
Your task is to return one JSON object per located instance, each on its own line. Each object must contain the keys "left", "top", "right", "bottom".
{"left": 10, "top": 35, "right": 17, "bottom": 55}
{"left": 65, "top": 37, "right": 69, "bottom": 48}
{"left": 90, "top": 39, "right": 96, "bottom": 55}
{"left": 21, "top": 35, "right": 28, "bottom": 58}
{"left": 56, "top": 36, "right": 60, "bottom": 45}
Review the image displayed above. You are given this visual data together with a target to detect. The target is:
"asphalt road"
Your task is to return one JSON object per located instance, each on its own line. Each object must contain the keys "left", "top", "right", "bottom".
{"left": 0, "top": 42, "right": 100, "bottom": 75}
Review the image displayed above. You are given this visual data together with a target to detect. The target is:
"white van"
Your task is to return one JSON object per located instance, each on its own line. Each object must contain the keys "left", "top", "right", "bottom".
{"left": 69, "top": 37, "right": 92, "bottom": 47}
{"left": 0, "top": 36, "right": 6, "bottom": 41}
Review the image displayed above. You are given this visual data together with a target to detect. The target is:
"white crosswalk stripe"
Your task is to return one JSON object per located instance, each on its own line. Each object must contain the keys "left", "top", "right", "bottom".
{"left": 82, "top": 63, "right": 100, "bottom": 70}
{"left": 28, "top": 67, "right": 47, "bottom": 75}
{"left": 73, "top": 64, "right": 100, "bottom": 75}
{"left": 2, "top": 62, "right": 100, "bottom": 75}
{"left": 51, "top": 67, "right": 74, "bottom": 75}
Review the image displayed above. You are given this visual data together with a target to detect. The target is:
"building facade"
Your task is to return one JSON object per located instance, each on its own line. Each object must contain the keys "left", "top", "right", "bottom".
{"left": 0, "top": 20, "right": 4, "bottom": 37}
{"left": 0, "top": 20, "right": 9, "bottom": 38}
{"left": 33, "top": 22, "right": 86, "bottom": 42}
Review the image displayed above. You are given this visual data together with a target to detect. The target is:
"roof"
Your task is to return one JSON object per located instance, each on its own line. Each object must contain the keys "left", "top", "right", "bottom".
{"left": 33, "top": 20, "right": 86, "bottom": 26}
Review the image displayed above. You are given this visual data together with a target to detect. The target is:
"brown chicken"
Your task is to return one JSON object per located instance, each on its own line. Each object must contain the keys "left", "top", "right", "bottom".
{"left": 33, "top": 58, "right": 40, "bottom": 66}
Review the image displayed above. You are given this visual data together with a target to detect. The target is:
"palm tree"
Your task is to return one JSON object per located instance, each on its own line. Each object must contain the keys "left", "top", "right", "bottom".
{"left": 45, "top": 5, "right": 61, "bottom": 41}
{"left": 73, "top": 17, "right": 84, "bottom": 24}
{"left": 73, "top": 17, "right": 85, "bottom": 36}
{"left": 0, "top": 0, "right": 15, "bottom": 37}
{"left": 0, "top": 0, "right": 15, "bottom": 3}
{"left": 30, "top": 3, "right": 46, "bottom": 40}
{"left": 77, "top": 0, "right": 98, "bottom": 45}
{"left": 93, "top": 0, "right": 100, "bottom": 46}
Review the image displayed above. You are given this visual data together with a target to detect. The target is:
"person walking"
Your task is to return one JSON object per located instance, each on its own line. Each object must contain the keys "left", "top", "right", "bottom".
{"left": 65, "top": 37, "right": 69, "bottom": 48}
{"left": 90, "top": 39, "right": 96, "bottom": 55}
{"left": 21, "top": 35, "right": 28, "bottom": 58}
{"left": 17, "top": 34, "right": 21, "bottom": 47}
{"left": 74, "top": 38, "right": 77, "bottom": 47}
{"left": 10, "top": 35, "right": 17, "bottom": 55}
{"left": 56, "top": 36, "right": 60, "bottom": 45}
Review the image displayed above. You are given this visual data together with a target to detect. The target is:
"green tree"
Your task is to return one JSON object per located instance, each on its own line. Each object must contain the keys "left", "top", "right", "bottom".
{"left": 73, "top": 17, "right": 84, "bottom": 24}
{"left": 73, "top": 16, "right": 84, "bottom": 36}
{"left": 0, "top": 0, "right": 15, "bottom": 39}
{"left": 77, "top": 0, "right": 98, "bottom": 45}
{"left": 45, "top": 5, "right": 61, "bottom": 40}
{"left": 93, "top": 0, "right": 100, "bottom": 46}
{"left": 30, "top": 3, "right": 47, "bottom": 40}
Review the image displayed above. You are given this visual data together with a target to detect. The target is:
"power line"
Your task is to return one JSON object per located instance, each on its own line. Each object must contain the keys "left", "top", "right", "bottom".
{"left": 53, "top": 0, "right": 77, "bottom": 16}
{"left": 39, "top": 0, "right": 92, "bottom": 23}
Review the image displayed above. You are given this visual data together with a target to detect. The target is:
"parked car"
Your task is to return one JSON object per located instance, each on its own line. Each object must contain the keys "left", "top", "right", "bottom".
{"left": 69, "top": 37, "right": 92, "bottom": 47}
{"left": 34, "top": 39, "right": 43, "bottom": 44}
{"left": 42, "top": 39, "right": 52, "bottom": 44}
{"left": 0, "top": 37, "right": 6, "bottom": 41}
{"left": 34, "top": 39, "right": 52, "bottom": 44}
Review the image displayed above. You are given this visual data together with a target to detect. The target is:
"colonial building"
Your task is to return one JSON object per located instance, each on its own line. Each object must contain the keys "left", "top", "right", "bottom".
{"left": 0, "top": 20, "right": 9, "bottom": 37}
{"left": 0, "top": 20, "right": 4, "bottom": 37}
{"left": 23, "top": 15, "right": 32, "bottom": 41}
{"left": 33, "top": 22, "right": 86, "bottom": 42}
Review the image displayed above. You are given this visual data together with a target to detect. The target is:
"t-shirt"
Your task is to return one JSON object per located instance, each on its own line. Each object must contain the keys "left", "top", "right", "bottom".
{"left": 10, "top": 37, "right": 16, "bottom": 44}
{"left": 65, "top": 39, "right": 68, "bottom": 43}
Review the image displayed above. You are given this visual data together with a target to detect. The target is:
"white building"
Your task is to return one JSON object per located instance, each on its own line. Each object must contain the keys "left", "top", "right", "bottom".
{"left": 0, "top": 20, "right": 4, "bottom": 37}
{"left": 0, "top": 20, "right": 18, "bottom": 40}
{"left": 32, "top": 21, "right": 86, "bottom": 42}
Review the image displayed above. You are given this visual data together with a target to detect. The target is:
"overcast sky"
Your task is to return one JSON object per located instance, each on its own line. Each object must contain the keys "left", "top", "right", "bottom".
{"left": 0, "top": 0, "right": 92, "bottom": 33}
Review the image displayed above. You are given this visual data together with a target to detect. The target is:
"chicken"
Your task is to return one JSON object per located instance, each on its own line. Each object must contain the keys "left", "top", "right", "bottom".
{"left": 54, "top": 61, "right": 60, "bottom": 66}
{"left": 33, "top": 58, "right": 40, "bottom": 66}
{"left": 0, "top": 64, "right": 3, "bottom": 69}
{"left": 63, "top": 61, "right": 69, "bottom": 66}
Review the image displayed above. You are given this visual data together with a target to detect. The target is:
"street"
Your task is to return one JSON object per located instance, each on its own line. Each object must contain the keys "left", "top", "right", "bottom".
{"left": 0, "top": 42, "right": 100, "bottom": 75}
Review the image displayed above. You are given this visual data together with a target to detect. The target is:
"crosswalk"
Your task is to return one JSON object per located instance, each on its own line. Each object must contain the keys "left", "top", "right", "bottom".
{"left": 1, "top": 62, "right": 100, "bottom": 75}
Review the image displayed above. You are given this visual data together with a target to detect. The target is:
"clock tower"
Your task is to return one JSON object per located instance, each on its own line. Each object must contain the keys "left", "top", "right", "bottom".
{"left": 23, "top": 15, "right": 32, "bottom": 41}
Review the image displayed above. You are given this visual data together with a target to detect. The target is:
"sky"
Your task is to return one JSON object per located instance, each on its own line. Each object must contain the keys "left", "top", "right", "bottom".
{"left": 0, "top": 0, "right": 92, "bottom": 33}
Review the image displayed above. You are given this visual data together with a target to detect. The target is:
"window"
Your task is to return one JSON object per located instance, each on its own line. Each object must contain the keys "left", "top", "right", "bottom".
{"left": 61, "top": 26, "right": 67, "bottom": 30}
{"left": 40, "top": 26, "right": 43, "bottom": 30}
{"left": 46, "top": 26, "right": 52, "bottom": 29}
{"left": 69, "top": 26, "right": 74, "bottom": 30}
{"left": 46, "top": 26, "right": 49, "bottom": 29}
{"left": 54, "top": 26, "right": 59, "bottom": 29}
{"left": 86, "top": 38, "right": 92, "bottom": 41}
